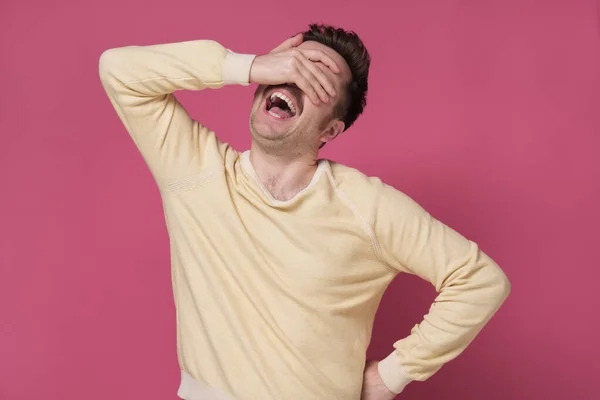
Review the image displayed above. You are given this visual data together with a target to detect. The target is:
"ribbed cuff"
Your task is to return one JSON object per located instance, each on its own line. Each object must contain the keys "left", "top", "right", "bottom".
{"left": 222, "top": 51, "right": 256, "bottom": 85}
{"left": 378, "top": 351, "right": 413, "bottom": 394}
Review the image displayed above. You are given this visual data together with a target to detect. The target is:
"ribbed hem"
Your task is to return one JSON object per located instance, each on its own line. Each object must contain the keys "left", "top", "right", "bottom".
{"left": 222, "top": 51, "right": 256, "bottom": 85}
{"left": 377, "top": 352, "right": 414, "bottom": 394}
{"left": 177, "top": 370, "right": 236, "bottom": 400}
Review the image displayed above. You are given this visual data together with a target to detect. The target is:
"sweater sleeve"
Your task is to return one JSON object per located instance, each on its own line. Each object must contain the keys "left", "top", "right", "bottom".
{"left": 373, "top": 182, "right": 511, "bottom": 394}
{"left": 98, "top": 40, "right": 255, "bottom": 187}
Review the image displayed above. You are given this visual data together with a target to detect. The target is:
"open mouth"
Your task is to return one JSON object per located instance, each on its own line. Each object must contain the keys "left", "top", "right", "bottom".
{"left": 265, "top": 90, "right": 299, "bottom": 120}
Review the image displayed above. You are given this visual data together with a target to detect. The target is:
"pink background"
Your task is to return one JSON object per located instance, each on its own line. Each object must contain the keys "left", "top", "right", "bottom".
{"left": 1, "top": 0, "right": 599, "bottom": 399}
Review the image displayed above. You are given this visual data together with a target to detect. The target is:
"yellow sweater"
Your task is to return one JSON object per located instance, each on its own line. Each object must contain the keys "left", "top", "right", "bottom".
{"left": 99, "top": 40, "right": 510, "bottom": 400}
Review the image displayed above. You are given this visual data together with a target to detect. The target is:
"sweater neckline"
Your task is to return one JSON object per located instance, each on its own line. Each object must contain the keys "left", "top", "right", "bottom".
{"left": 240, "top": 150, "right": 328, "bottom": 206}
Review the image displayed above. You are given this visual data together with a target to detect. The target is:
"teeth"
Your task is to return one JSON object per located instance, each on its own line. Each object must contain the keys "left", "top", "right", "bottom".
{"left": 270, "top": 92, "right": 296, "bottom": 115}
{"left": 268, "top": 110, "right": 282, "bottom": 118}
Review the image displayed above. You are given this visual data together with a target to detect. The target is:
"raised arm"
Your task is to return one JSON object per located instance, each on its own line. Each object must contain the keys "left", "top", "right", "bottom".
{"left": 98, "top": 40, "right": 255, "bottom": 186}
{"left": 373, "top": 183, "right": 511, "bottom": 394}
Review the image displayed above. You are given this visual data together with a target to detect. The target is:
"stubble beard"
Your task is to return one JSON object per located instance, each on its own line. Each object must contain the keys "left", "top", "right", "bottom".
{"left": 248, "top": 112, "right": 308, "bottom": 159}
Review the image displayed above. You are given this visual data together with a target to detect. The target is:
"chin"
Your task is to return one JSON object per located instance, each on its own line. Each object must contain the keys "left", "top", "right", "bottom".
{"left": 249, "top": 115, "right": 290, "bottom": 142}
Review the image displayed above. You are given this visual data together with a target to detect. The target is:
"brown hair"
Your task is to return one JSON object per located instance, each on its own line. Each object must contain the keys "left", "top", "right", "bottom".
{"left": 301, "top": 23, "right": 371, "bottom": 132}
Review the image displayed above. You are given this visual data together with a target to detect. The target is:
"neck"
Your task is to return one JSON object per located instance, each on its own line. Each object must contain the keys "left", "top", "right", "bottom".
{"left": 248, "top": 142, "right": 320, "bottom": 201}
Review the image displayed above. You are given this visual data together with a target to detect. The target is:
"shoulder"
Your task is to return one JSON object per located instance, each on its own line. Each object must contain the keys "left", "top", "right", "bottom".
{"left": 326, "top": 160, "right": 426, "bottom": 222}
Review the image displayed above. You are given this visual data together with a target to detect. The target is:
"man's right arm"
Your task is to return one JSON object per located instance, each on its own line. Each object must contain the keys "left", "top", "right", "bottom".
{"left": 98, "top": 40, "right": 255, "bottom": 186}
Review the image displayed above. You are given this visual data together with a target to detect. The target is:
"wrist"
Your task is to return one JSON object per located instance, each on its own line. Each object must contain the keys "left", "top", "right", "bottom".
{"left": 248, "top": 54, "right": 266, "bottom": 84}
{"left": 222, "top": 51, "right": 256, "bottom": 85}
{"left": 377, "top": 352, "right": 413, "bottom": 394}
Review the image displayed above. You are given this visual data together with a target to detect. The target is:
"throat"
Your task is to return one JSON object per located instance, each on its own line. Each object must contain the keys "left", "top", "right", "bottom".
{"left": 246, "top": 150, "right": 320, "bottom": 202}
{"left": 262, "top": 176, "right": 310, "bottom": 201}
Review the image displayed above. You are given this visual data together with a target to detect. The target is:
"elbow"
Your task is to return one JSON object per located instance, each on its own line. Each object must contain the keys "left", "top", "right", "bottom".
{"left": 486, "top": 263, "right": 511, "bottom": 307}
{"left": 98, "top": 48, "right": 120, "bottom": 83}
{"left": 98, "top": 49, "right": 113, "bottom": 81}
{"left": 496, "top": 269, "right": 511, "bottom": 302}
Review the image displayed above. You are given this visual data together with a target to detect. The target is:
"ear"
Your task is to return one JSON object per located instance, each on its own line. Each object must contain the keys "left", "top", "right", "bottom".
{"left": 319, "top": 120, "right": 345, "bottom": 146}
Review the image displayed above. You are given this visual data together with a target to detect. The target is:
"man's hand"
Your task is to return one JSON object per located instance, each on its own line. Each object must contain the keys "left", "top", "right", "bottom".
{"left": 249, "top": 33, "right": 340, "bottom": 105}
{"left": 361, "top": 360, "right": 397, "bottom": 400}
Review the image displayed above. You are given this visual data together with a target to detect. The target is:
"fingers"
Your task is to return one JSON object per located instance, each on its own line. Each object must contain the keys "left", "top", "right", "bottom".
{"left": 295, "top": 66, "right": 328, "bottom": 104}
{"left": 287, "top": 55, "right": 320, "bottom": 104}
{"left": 299, "top": 56, "right": 336, "bottom": 100}
{"left": 290, "top": 49, "right": 338, "bottom": 104}
{"left": 270, "top": 33, "right": 303, "bottom": 54}
{"left": 266, "top": 44, "right": 342, "bottom": 104}
{"left": 299, "top": 49, "right": 341, "bottom": 74}
{"left": 293, "top": 72, "right": 321, "bottom": 105}
{"left": 296, "top": 61, "right": 330, "bottom": 103}
{"left": 288, "top": 33, "right": 304, "bottom": 48}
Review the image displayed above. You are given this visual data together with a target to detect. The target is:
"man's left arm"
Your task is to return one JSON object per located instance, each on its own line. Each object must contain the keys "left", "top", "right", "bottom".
{"left": 372, "top": 182, "right": 511, "bottom": 394}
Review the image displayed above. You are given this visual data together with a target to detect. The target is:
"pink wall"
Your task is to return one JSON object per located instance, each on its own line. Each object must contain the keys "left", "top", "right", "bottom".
{"left": 1, "top": 0, "right": 599, "bottom": 399}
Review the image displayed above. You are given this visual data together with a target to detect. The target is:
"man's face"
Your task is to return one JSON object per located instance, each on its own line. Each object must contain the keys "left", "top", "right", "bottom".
{"left": 249, "top": 40, "right": 351, "bottom": 154}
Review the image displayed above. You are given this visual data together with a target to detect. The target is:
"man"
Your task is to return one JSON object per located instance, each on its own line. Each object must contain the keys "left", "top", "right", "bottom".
{"left": 99, "top": 24, "right": 510, "bottom": 400}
